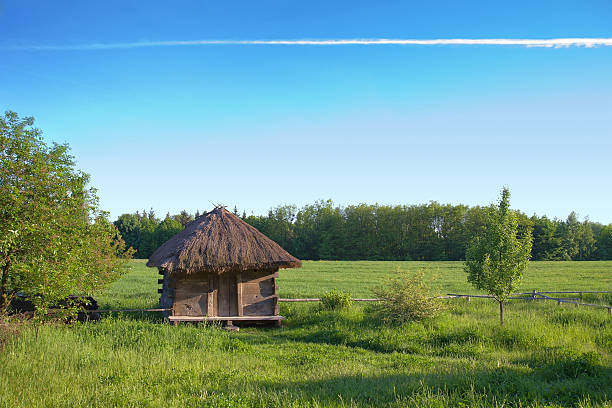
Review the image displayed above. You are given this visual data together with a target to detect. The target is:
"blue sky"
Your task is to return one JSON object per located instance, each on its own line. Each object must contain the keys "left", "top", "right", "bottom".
{"left": 1, "top": 1, "right": 611, "bottom": 223}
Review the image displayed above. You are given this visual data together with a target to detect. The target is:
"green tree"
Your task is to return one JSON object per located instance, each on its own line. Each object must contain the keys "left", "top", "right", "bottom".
{"left": 557, "top": 212, "right": 581, "bottom": 260}
{"left": 440, "top": 204, "right": 470, "bottom": 261}
{"left": 0, "top": 111, "right": 132, "bottom": 315}
{"left": 575, "top": 219, "right": 596, "bottom": 260}
{"left": 155, "top": 216, "right": 183, "bottom": 248}
{"left": 137, "top": 216, "right": 159, "bottom": 258}
{"left": 595, "top": 225, "right": 612, "bottom": 260}
{"left": 464, "top": 188, "right": 533, "bottom": 324}
{"left": 172, "top": 210, "right": 194, "bottom": 228}
{"left": 114, "top": 213, "right": 143, "bottom": 254}
{"left": 531, "top": 215, "right": 563, "bottom": 260}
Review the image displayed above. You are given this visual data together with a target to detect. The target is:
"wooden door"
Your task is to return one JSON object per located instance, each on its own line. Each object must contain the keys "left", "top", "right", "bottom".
{"left": 216, "top": 274, "right": 238, "bottom": 316}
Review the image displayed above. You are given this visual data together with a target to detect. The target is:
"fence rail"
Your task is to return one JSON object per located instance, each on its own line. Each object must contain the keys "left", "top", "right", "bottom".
{"left": 445, "top": 293, "right": 559, "bottom": 300}
{"left": 279, "top": 298, "right": 380, "bottom": 302}
{"left": 89, "top": 290, "right": 610, "bottom": 315}
{"left": 535, "top": 293, "right": 612, "bottom": 313}
{"left": 90, "top": 308, "right": 171, "bottom": 313}
{"left": 445, "top": 290, "right": 611, "bottom": 315}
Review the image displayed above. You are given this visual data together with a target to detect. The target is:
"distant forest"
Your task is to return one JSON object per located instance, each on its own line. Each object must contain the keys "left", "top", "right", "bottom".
{"left": 113, "top": 200, "right": 612, "bottom": 261}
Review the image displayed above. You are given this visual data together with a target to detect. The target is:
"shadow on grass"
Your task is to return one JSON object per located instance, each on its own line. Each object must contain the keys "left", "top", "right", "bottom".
{"left": 252, "top": 366, "right": 612, "bottom": 407}
{"left": 97, "top": 311, "right": 165, "bottom": 323}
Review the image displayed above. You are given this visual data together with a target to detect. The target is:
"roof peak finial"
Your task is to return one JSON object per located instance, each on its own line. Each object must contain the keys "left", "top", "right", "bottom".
{"left": 211, "top": 203, "right": 227, "bottom": 211}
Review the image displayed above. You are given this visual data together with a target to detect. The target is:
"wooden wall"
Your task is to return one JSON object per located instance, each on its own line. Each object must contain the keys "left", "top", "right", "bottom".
{"left": 162, "top": 269, "right": 280, "bottom": 318}
{"left": 240, "top": 270, "right": 279, "bottom": 316}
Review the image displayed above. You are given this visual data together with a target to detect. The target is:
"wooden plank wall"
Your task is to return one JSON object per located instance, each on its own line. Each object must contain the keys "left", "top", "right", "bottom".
{"left": 174, "top": 278, "right": 208, "bottom": 316}
{"left": 169, "top": 269, "right": 281, "bottom": 318}
{"left": 240, "top": 270, "right": 279, "bottom": 317}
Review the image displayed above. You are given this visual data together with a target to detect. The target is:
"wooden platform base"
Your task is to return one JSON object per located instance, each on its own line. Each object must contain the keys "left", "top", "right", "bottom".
{"left": 168, "top": 315, "right": 284, "bottom": 326}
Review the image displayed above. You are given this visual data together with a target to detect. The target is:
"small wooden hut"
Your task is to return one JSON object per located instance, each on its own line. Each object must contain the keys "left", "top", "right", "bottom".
{"left": 147, "top": 207, "right": 301, "bottom": 327}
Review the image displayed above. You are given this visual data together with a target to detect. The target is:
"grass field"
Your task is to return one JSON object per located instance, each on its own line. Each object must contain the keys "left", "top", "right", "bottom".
{"left": 1, "top": 261, "right": 611, "bottom": 407}
{"left": 97, "top": 260, "right": 612, "bottom": 309}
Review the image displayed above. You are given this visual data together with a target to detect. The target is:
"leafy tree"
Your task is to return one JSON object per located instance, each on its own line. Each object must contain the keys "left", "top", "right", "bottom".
{"left": 113, "top": 213, "right": 143, "bottom": 255}
{"left": 135, "top": 216, "right": 159, "bottom": 258}
{"left": 557, "top": 212, "right": 581, "bottom": 260}
{"left": 595, "top": 225, "right": 612, "bottom": 260}
{"left": 0, "top": 111, "right": 132, "bottom": 315}
{"left": 115, "top": 210, "right": 188, "bottom": 258}
{"left": 531, "top": 215, "right": 563, "bottom": 260}
{"left": 264, "top": 205, "right": 298, "bottom": 254}
{"left": 317, "top": 204, "right": 345, "bottom": 260}
{"left": 173, "top": 210, "right": 194, "bottom": 228}
{"left": 146, "top": 208, "right": 156, "bottom": 221}
{"left": 155, "top": 216, "right": 183, "bottom": 248}
{"left": 439, "top": 204, "right": 470, "bottom": 261}
{"left": 575, "top": 218, "right": 596, "bottom": 260}
{"left": 464, "top": 188, "right": 533, "bottom": 324}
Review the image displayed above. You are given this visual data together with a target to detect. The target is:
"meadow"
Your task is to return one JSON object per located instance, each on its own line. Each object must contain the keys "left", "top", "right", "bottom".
{"left": 1, "top": 260, "right": 611, "bottom": 407}
{"left": 97, "top": 260, "right": 612, "bottom": 308}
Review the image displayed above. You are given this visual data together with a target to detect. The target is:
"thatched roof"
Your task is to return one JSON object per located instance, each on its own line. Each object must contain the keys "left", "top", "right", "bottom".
{"left": 147, "top": 207, "right": 301, "bottom": 274}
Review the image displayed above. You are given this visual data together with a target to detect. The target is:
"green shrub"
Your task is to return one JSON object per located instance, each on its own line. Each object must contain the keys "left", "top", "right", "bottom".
{"left": 320, "top": 289, "right": 353, "bottom": 310}
{"left": 371, "top": 268, "right": 445, "bottom": 323}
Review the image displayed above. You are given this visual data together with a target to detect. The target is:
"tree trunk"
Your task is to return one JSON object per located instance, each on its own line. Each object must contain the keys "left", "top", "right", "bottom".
{"left": 499, "top": 300, "right": 504, "bottom": 325}
{"left": 0, "top": 263, "right": 10, "bottom": 312}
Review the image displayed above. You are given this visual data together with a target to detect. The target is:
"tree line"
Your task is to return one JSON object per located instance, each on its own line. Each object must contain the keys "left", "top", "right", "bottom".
{"left": 114, "top": 200, "right": 612, "bottom": 261}
{"left": 113, "top": 210, "right": 195, "bottom": 259}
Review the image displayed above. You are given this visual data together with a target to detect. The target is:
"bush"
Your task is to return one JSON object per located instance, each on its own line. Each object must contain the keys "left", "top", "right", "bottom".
{"left": 372, "top": 268, "right": 445, "bottom": 323}
{"left": 320, "top": 289, "right": 353, "bottom": 310}
{"left": 0, "top": 111, "right": 133, "bottom": 317}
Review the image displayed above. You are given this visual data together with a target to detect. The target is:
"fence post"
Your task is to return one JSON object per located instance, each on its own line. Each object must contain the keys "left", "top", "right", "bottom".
{"left": 532, "top": 289, "right": 537, "bottom": 301}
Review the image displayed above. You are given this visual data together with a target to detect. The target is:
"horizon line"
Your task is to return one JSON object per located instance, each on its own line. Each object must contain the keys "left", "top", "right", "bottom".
{"left": 4, "top": 37, "right": 612, "bottom": 51}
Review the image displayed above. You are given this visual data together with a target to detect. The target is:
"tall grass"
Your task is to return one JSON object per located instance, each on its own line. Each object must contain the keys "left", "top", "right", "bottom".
{"left": 1, "top": 260, "right": 611, "bottom": 407}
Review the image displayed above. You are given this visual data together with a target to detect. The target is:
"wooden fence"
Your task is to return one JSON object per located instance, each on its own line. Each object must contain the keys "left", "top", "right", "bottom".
{"left": 91, "top": 290, "right": 611, "bottom": 315}
{"left": 445, "top": 290, "right": 612, "bottom": 315}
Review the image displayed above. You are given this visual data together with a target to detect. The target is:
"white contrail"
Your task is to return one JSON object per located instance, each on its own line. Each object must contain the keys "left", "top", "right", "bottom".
{"left": 5, "top": 38, "right": 612, "bottom": 51}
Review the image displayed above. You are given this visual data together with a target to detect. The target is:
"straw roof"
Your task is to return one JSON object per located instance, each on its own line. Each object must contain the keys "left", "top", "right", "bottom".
{"left": 147, "top": 207, "right": 301, "bottom": 274}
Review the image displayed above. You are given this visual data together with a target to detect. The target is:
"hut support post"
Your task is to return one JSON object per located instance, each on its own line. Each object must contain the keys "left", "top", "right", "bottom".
{"left": 207, "top": 275, "right": 215, "bottom": 316}
{"left": 236, "top": 273, "right": 243, "bottom": 317}
{"left": 223, "top": 320, "right": 239, "bottom": 332}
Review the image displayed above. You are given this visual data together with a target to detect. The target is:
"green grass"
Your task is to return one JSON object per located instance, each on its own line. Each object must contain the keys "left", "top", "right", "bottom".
{"left": 96, "top": 260, "right": 612, "bottom": 308}
{"left": 1, "top": 261, "right": 611, "bottom": 407}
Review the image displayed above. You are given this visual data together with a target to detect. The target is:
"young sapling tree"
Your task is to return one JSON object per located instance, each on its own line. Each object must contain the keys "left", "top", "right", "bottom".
{"left": 464, "top": 188, "right": 533, "bottom": 324}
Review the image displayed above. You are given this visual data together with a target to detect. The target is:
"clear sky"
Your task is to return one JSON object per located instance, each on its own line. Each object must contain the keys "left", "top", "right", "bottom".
{"left": 1, "top": 1, "right": 611, "bottom": 223}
